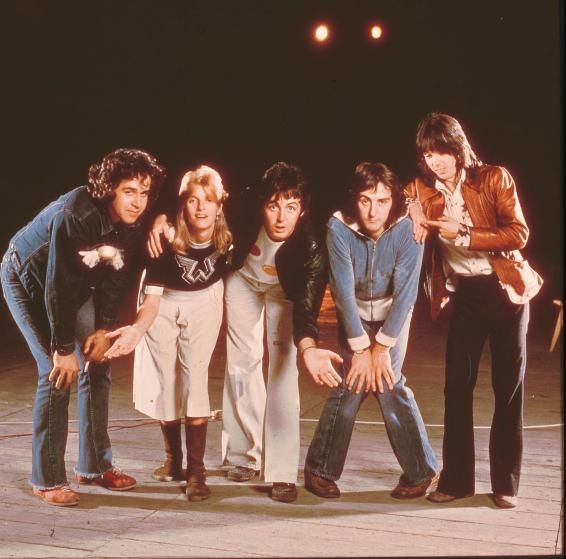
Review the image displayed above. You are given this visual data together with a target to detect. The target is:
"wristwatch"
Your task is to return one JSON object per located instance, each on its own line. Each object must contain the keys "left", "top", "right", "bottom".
{"left": 54, "top": 346, "right": 74, "bottom": 356}
{"left": 353, "top": 347, "right": 370, "bottom": 354}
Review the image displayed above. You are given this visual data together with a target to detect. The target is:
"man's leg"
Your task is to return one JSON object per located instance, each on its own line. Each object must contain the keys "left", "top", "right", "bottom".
{"left": 436, "top": 277, "right": 489, "bottom": 498}
{"left": 1, "top": 253, "right": 70, "bottom": 490}
{"left": 305, "top": 323, "right": 366, "bottom": 482}
{"left": 263, "top": 284, "right": 300, "bottom": 484}
{"left": 488, "top": 292, "right": 529, "bottom": 497}
{"left": 75, "top": 296, "right": 113, "bottom": 477}
{"left": 222, "top": 271, "right": 266, "bottom": 473}
{"left": 376, "top": 313, "right": 438, "bottom": 486}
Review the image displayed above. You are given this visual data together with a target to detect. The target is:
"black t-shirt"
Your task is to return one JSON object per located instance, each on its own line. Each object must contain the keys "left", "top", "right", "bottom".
{"left": 145, "top": 242, "right": 227, "bottom": 292}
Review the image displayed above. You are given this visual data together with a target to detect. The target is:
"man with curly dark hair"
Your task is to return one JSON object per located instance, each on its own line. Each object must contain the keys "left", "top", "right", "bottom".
{"left": 0, "top": 148, "right": 165, "bottom": 506}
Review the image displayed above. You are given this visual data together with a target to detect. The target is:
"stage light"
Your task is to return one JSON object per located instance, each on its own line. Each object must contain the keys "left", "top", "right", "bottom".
{"left": 314, "top": 24, "right": 330, "bottom": 43}
{"left": 369, "top": 24, "right": 383, "bottom": 40}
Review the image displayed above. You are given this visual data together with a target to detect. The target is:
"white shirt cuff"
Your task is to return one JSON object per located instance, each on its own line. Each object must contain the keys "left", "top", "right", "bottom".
{"left": 375, "top": 329, "right": 397, "bottom": 347}
{"left": 145, "top": 285, "right": 164, "bottom": 296}
{"left": 348, "top": 332, "right": 371, "bottom": 351}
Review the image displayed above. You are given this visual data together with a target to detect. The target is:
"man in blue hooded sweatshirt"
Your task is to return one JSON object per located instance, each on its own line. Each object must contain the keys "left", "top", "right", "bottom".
{"left": 304, "top": 161, "right": 439, "bottom": 500}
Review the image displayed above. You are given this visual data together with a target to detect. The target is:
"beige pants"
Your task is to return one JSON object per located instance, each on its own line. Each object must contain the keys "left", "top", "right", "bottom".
{"left": 221, "top": 270, "right": 300, "bottom": 483}
{"left": 133, "top": 281, "right": 224, "bottom": 421}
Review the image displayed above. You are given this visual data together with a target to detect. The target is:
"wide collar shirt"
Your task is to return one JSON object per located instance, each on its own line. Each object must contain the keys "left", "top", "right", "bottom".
{"left": 435, "top": 169, "right": 493, "bottom": 289}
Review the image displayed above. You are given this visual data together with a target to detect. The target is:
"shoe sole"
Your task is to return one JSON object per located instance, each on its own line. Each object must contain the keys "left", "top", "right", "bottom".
{"left": 426, "top": 492, "right": 473, "bottom": 503}
{"left": 34, "top": 493, "right": 79, "bottom": 507}
{"left": 271, "top": 494, "right": 298, "bottom": 503}
{"left": 390, "top": 491, "right": 428, "bottom": 499}
{"left": 36, "top": 498, "right": 79, "bottom": 507}
{"left": 493, "top": 496, "right": 517, "bottom": 509}
{"left": 104, "top": 484, "right": 137, "bottom": 491}
{"left": 304, "top": 484, "right": 340, "bottom": 499}
{"left": 187, "top": 494, "right": 211, "bottom": 502}
{"left": 77, "top": 479, "right": 136, "bottom": 491}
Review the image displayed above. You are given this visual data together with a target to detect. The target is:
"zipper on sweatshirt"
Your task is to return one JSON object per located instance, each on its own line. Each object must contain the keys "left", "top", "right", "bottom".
{"left": 369, "top": 240, "right": 376, "bottom": 321}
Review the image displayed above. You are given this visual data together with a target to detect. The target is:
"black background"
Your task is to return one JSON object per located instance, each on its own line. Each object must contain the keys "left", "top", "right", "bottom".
{"left": 0, "top": 0, "right": 562, "bottom": 315}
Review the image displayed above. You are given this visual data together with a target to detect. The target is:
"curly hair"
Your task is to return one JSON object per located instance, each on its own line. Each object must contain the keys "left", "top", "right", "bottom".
{"left": 87, "top": 148, "right": 166, "bottom": 204}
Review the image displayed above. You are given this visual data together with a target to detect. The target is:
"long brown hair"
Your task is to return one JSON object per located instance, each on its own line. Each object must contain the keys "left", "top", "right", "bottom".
{"left": 416, "top": 113, "right": 482, "bottom": 180}
{"left": 172, "top": 165, "right": 232, "bottom": 255}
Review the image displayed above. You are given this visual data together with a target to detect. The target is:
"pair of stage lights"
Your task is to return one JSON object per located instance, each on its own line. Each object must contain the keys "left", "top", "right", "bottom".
{"left": 313, "top": 23, "right": 384, "bottom": 43}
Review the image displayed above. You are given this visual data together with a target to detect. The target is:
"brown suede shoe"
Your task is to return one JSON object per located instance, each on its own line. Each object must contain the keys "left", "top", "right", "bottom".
{"left": 186, "top": 474, "right": 211, "bottom": 502}
{"left": 390, "top": 473, "right": 440, "bottom": 499}
{"left": 33, "top": 485, "right": 79, "bottom": 507}
{"left": 76, "top": 467, "right": 136, "bottom": 491}
{"left": 304, "top": 470, "right": 340, "bottom": 498}
{"left": 271, "top": 483, "right": 298, "bottom": 503}
{"left": 492, "top": 494, "right": 518, "bottom": 509}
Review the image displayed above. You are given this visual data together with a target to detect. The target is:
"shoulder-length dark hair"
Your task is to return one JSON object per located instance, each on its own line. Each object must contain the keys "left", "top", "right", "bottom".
{"left": 344, "top": 162, "right": 404, "bottom": 228}
{"left": 416, "top": 113, "right": 482, "bottom": 180}
{"left": 87, "top": 148, "right": 166, "bottom": 205}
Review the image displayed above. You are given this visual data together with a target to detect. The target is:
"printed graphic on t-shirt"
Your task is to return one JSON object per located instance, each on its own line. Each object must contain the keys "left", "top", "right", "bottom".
{"left": 262, "top": 265, "right": 277, "bottom": 276}
{"left": 175, "top": 252, "right": 221, "bottom": 285}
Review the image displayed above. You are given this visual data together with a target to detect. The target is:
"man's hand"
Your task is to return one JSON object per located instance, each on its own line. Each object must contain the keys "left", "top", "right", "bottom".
{"left": 104, "top": 325, "right": 144, "bottom": 359}
{"left": 345, "top": 349, "right": 373, "bottom": 394}
{"left": 147, "top": 214, "right": 173, "bottom": 258}
{"left": 48, "top": 351, "right": 79, "bottom": 390}
{"left": 302, "top": 347, "right": 343, "bottom": 387}
{"left": 82, "top": 329, "right": 111, "bottom": 363}
{"left": 407, "top": 200, "right": 429, "bottom": 244}
{"left": 426, "top": 216, "right": 460, "bottom": 240}
{"left": 370, "top": 346, "right": 395, "bottom": 394}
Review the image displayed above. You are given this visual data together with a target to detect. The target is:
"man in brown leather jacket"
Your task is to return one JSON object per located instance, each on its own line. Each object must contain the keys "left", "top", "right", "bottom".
{"left": 405, "top": 112, "right": 542, "bottom": 509}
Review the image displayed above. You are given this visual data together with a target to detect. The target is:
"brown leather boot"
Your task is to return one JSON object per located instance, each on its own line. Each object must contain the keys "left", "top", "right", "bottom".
{"left": 152, "top": 420, "right": 186, "bottom": 482}
{"left": 185, "top": 421, "right": 211, "bottom": 501}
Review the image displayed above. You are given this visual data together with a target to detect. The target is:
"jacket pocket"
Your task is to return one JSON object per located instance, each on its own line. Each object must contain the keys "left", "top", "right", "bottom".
{"left": 490, "top": 255, "right": 543, "bottom": 304}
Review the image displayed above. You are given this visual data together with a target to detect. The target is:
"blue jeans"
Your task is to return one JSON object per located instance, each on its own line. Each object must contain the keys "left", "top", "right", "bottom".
{"left": 1, "top": 250, "right": 113, "bottom": 489}
{"left": 305, "top": 313, "right": 438, "bottom": 485}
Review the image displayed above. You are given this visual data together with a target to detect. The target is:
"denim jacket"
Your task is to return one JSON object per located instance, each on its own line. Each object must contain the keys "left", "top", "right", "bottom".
{"left": 7, "top": 186, "right": 144, "bottom": 354}
{"left": 327, "top": 212, "right": 423, "bottom": 351}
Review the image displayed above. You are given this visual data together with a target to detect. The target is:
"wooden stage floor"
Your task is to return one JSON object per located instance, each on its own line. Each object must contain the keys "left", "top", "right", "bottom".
{"left": 0, "top": 295, "right": 562, "bottom": 558}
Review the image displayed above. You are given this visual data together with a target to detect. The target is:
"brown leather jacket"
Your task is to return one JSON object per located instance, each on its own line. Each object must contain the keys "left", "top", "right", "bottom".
{"left": 404, "top": 165, "right": 541, "bottom": 319}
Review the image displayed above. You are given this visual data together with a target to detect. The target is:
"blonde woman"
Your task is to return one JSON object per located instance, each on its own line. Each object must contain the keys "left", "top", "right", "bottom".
{"left": 105, "top": 165, "right": 231, "bottom": 501}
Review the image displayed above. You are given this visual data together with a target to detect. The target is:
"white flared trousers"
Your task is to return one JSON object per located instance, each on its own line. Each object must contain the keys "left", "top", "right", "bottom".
{"left": 133, "top": 281, "right": 224, "bottom": 421}
{"left": 221, "top": 270, "right": 300, "bottom": 483}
